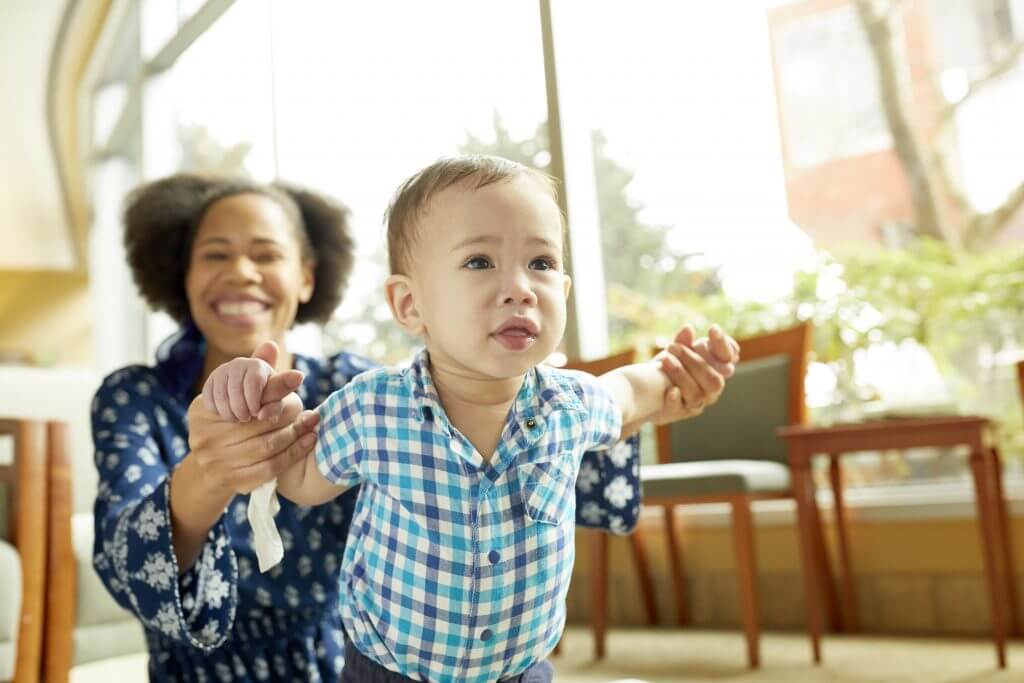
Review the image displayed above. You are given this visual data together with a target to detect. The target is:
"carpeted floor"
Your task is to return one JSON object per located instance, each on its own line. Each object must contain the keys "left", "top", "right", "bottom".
{"left": 70, "top": 627, "right": 1023, "bottom": 682}
{"left": 551, "top": 627, "right": 1023, "bottom": 683}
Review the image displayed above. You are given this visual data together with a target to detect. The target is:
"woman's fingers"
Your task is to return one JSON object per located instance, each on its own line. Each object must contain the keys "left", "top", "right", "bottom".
{"left": 672, "top": 325, "right": 696, "bottom": 348}
{"left": 261, "top": 370, "right": 305, "bottom": 405}
{"left": 659, "top": 351, "right": 702, "bottom": 407}
{"left": 235, "top": 430, "right": 318, "bottom": 493}
{"left": 256, "top": 399, "right": 286, "bottom": 422}
{"left": 258, "top": 410, "right": 320, "bottom": 460}
{"left": 669, "top": 342, "right": 726, "bottom": 404}
{"left": 708, "top": 325, "right": 740, "bottom": 364}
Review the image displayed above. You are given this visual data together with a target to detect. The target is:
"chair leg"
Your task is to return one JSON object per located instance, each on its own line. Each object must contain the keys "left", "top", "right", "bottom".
{"left": 627, "top": 526, "right": 659, "bottom": 625}
{"left": 731, "top": 496, "right": 761, "bottom": 668}
{"left": 663, "top": 505, "right": 690, "bottom": 625}
{"left": 824, "top": 455, "right": 852, "bottom": 631}
{"left": 803, "top": 463, "right": 841, "bottom": 634}
{"left": 969, "top": 447, "right": 1007, "bottom": 668}
{"left": 791, "top": 459, "right": 823, "bottom": 664}
{"left": 591, "top": 529, "right": 609, "bottom": 660}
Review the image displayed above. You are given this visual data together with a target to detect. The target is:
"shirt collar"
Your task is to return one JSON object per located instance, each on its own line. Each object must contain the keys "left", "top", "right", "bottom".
{"left": 407, "top": 347, "right": 584, "bottom": 428}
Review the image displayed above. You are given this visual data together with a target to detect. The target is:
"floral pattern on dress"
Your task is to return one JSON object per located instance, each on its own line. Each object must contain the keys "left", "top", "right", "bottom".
{"left": 91, "top": 337, "right": 642, "bottom": 682}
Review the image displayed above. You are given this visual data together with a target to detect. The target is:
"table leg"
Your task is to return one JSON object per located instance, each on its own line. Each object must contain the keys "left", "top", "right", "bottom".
{"left": 829, "top": 454, "right": 858, "bottom": 631}
{"left": 791, "top": 455, "right": 823, "bottom": 664}
{"left": 989, "top": 447, "right": 1020, "bottom": 637}
{"left": 969, "top": 448, "right": 1007, "bottom": 668}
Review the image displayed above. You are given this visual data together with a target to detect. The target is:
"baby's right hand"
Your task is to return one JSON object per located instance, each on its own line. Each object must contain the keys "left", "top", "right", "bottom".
{"left": 201, "top": 341, "right": 305, "bottom": 422}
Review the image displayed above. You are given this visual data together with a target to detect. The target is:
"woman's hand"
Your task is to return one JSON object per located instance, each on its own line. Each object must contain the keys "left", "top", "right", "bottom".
{"left": 645, "top": 324, "right": 740, "bottom": 428}
{"left": 186, "top": 384, "right": 320, "bottom": 498}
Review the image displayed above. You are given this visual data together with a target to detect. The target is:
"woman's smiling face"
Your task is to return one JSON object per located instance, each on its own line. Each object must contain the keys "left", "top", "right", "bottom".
{"left": 185, "top": 193, "right": 314, "bottom": 359}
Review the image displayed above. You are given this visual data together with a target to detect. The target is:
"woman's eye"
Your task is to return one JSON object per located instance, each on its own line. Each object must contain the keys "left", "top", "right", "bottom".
{"left": 464, "top": 256, "right": 493, "bottom": 270}
{"left": 201, "top": 252, "right": 228, "bottom": 261}
{"left": 253, "top": 252, "right": 283, "bottom": 264}
{"left": 530, "top": 257, "right": 558, "bottom": 271}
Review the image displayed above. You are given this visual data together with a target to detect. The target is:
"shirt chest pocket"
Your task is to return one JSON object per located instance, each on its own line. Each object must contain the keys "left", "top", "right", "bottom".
{"left": 517, "top": 457, "right": 575, "bottom": 526}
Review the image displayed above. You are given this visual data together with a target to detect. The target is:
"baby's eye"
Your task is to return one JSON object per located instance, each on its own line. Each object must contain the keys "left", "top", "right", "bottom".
{"left": 463, "top": 256, "right": 493, "bottom": 270}
{"left": 529, "top": 256, "right": 558, "bottom": 271}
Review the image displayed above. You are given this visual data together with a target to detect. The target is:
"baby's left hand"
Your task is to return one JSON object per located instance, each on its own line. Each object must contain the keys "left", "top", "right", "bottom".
{"left": 651, "top": 324, "right": 740, "bottom": 424}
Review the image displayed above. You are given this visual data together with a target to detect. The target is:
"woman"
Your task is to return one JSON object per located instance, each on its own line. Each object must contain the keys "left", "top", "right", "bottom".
{"left": 91, "top": 173, "right": 736, "bottom": 682}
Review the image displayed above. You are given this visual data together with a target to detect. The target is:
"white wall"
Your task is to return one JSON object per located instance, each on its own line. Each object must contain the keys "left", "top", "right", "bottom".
{"left": 0, "top": 0, "right": 76, "bottom": 270}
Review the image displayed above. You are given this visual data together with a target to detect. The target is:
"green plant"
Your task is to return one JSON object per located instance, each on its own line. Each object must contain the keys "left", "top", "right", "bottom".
{"left": 608, "top": 239, "right": 1024, "bottom": 462}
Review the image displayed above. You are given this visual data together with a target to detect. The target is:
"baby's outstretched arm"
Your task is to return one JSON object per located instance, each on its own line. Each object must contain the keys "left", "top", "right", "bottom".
{"left": 276, "top": 444, "right": 349, "bottom": 506}
{"left": 598, "top": 359, "right": 673, "bottom": 428}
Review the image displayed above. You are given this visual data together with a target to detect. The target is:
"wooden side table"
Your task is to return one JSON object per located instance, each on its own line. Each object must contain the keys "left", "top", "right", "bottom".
{"left": 779, "top": 416, "right": 1019, "bottom": 669}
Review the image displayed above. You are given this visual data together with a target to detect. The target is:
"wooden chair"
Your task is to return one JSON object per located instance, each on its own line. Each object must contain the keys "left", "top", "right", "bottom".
{"left": 553, "top": 348, "right": 658, "bottom": 657}
{"left": 1018, "top": 360, "right": 1023, "bottom": 412}
{"left": 0, "top": 419, "right": 50, "bottom": 683}
{"left": 587, "top": 322, "right": 840, "bottom": 667}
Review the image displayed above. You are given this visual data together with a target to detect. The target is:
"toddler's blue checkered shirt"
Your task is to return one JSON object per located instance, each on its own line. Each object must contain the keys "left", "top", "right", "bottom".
{"left": 315, "top": 348, "right": 623, "bottom": 682}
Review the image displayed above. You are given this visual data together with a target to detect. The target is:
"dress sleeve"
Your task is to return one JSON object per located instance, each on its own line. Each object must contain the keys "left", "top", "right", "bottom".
{"left": 574, "top": 433, "right": 642, "bottom": 535}
{"left": 90, "top": 369, "right": 237, "bottom": 651}
{"left": 560, "top": 369, "right": 640, "bottom": 534}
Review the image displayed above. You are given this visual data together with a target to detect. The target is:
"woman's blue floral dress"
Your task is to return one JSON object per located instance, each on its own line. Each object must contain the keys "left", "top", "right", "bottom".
{"left": 91, "top": 326, "right": 642, "bottom": 682}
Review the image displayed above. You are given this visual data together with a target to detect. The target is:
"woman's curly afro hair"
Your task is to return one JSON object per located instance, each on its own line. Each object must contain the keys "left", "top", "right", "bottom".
{"left": 122, "top": 173, "right": 355, "bottom": 326}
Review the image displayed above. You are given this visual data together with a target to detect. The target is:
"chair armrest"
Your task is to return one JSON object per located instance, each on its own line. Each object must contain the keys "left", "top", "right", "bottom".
{"left": 0, "top": 418, "right": 49, "bottom": 683}
{"left": 44, "top": 422, "right": 75, "bottom": 683}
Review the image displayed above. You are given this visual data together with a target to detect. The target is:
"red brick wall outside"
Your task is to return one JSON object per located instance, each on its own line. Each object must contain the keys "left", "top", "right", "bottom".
{"left": 767, "top": 0, "right": 943, "bottom": 249}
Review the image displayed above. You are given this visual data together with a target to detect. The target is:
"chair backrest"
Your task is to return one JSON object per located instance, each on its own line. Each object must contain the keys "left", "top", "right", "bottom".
{"left": 0, "top": 418, "right": 48, "bottom": 683}
{"left": 653, "top": 322, "right": 812, "bottom": 465}
{"left": 1017, "top": 360, "right": 1023, "bottom": 416}
{"left": 561, "top": 347, "right": 636, "bottom": 376}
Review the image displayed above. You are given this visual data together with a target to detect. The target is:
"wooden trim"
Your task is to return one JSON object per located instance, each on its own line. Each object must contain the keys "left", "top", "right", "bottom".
{"left": 1017, "top": 360, "right": 1023, "bottom": 416}
{"left": 0, "top": 419, "right": 48, "bottom": 683}
{"left": 642, "top": 491, "right": 790, "bottom": 507}
{"left": 43, "top": 422, "right": 75, "bottom": 683}
{"left": 561, "top": 347, "right": 635, "bottom": 375}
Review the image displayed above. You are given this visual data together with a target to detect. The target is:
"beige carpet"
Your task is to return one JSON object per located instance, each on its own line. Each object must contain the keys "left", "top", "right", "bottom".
{"left": 70, "top": 628, "right": 1023, "bottom": 682}
{"left": 552, "top": 627, "right": 1024, "bottom": 683}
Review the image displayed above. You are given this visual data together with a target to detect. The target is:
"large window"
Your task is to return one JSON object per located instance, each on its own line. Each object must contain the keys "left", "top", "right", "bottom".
{"left": 82, "top": 0, "right": 1024, "bottom": 489}
{"left": 269, "top": 0, "right": 548, "bottom": 363}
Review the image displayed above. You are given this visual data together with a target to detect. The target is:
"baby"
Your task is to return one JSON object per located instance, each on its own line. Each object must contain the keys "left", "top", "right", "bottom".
{"left": 209, "top": 155, "right": 705, "bottom": 682}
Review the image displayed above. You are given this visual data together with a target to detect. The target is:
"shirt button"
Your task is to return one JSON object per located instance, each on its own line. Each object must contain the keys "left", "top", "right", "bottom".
{"left": 525, "top": 418, "right": 537, "bottom": 429}
{"left": 488, "top": 550, "right": 500, "bottom": 564}
{"left": 480, "top": 629, "right": 493, "bottom": 642}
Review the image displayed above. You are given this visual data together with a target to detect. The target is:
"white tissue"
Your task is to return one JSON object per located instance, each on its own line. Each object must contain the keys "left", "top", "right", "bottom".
{"left": 248, "top": 480, "right": 284, "bottom": 572}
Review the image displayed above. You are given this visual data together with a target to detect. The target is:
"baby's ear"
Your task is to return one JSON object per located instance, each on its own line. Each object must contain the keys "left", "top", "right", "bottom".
{"left": 384, "top": 274, "right": 424, "bottom": 335}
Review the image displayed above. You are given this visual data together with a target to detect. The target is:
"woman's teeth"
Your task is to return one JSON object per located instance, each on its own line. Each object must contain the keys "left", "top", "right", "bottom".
{"left": 216, "top": 301, "right": 267, "bottom": 316}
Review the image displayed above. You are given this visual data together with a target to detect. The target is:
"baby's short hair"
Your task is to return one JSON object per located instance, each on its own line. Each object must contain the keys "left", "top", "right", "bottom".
{"left": 384, "top": 155, "right": 558, "bottom": 275}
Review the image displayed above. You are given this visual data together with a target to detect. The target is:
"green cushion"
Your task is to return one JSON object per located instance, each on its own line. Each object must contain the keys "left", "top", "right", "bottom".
{"left": 0, "top": 539, "right": 21, "bottom": 681}
{"left": 664, "top": 354, "right": 791, "bottom": 465}
{"left": 641, "top": 460, "right": 790, "bottom": 497}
